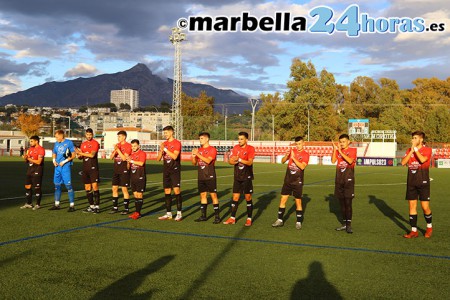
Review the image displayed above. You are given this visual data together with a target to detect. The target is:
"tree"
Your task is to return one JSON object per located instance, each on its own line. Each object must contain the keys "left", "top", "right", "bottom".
{"left": 273, "top": 58, "right": 342, "bottom": 141}
{"left": 119, "top": 103, "right": 131, "bottom": 110}
{"left": 255, "top": 92, "right": 283, "bottom": 140}
{"left": 160, "top": 101, "right": 171, "bottom": 113}
{"left": 13, "top": 113, "right": 45, "bottom": 137}
{"left": 181, "top": 91, "right": 215, "bottom": 140}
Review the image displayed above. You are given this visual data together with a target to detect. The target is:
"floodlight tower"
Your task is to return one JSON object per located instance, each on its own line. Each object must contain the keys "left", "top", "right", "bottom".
{"left": 169, "top": 27, "right": 186, "bottom": 140}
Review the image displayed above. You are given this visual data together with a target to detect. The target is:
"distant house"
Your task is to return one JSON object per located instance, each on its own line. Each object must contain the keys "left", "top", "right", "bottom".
{"left": 0, "top": 130, "right": 27, "bottom": 155}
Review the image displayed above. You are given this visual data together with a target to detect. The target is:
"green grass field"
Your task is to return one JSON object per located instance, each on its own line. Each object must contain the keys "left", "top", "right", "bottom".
{"left": 0, "top": 156, "right": 449, "bottom": 299}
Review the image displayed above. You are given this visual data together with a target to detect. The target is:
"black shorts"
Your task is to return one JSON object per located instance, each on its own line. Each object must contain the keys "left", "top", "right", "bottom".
{"left": 406, "top": 182, "right": 430, "bottom": 201}
{"left": 112, "top": 171, "right": 130, "bottom": 187}
{"left": 131, "top": 175, "right": 146, "bottom": 193}
{"left": 281, "top": 182, "right": 303, "bottom": 199}
{"left": 233, "top": 179, "right": 253, "bottom": 195}
{"left": 198, "top": 179, "right": 217, "bottom": 193}
{"left": 25, "top": 172, "right": 43, "bottom": 188}
{"left": 334, "top": 178, "right": 355, "bottom": 199}
{"left": 163, "top": 171, "right": 181, "bottom": 189}
{"left": 82, "top": 169, "right": 100, "bottom": 185}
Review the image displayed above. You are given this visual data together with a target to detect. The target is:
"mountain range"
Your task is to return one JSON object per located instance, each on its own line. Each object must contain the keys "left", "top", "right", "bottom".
{"left": 0, "top": 63, "right": 249, "bottom": 112}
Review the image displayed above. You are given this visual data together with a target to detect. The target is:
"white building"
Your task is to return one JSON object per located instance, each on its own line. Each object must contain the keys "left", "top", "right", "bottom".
{"left": 110, "top": 89, "right": 139, "bottom": 110}
{"left": 103, "top": 127, "right": 152, "bottom": 151}
{"left": 88, "top": 111, "right": 170, "bottom": 134}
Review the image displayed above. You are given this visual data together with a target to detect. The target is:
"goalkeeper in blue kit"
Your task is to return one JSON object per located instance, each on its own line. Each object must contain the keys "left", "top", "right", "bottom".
{"left": 49, "top": 130, "right": 76, "bottom": 212}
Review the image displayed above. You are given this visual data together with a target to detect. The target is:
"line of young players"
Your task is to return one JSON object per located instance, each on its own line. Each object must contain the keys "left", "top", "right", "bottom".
{"left": 20, "top": 128, "right": 434, "bottom": 238}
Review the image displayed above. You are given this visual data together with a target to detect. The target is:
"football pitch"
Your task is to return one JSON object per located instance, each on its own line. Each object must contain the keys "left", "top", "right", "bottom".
{"left": 0, "top": 157, "right": 449, "bottom": 299}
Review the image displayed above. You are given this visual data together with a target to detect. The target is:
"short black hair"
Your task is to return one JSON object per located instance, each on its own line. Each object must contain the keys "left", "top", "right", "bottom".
{"left": 339, "top": 134, "right": 350, "bottom": 140}
{"left": 130, "top": 139, "right": 140, "bottom": 145}
{"left": 199, "top": 132, "right": 210, "bottom": 139}
{"left": 294, "top": 136, "right": 304, "bottom": 142}
{"left": 30, "top": 135, "right": 40, "bottom": 141}
{"left": 411, "top": 131, "right": 425, "bottom": 139}
{"left": 117, "top": 130, "right": 127, "bottom": 137}
{"left": 86, "top": 128, "right": 93, "bottom": 134}
{"left": 238, "top": 131, "right": 249, "bottom": 139}
{"left": 163, "top": 125, "right": 174, "bottom": 132}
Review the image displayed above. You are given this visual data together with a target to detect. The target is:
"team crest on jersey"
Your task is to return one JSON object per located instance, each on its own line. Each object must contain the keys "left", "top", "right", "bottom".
{"left": 57, "top": 145, "right": 65, "bottom": 154}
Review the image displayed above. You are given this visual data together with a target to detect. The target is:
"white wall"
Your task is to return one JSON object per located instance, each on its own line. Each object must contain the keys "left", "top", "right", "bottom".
{"left": 365, "top": 142, "right": 397, "bottom": 158}
{"left": 103, "top": 130, "right": 152, "bottom": 152}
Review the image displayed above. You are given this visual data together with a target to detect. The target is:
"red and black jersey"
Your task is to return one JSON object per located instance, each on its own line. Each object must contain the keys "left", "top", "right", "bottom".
{"left": 130, "top": 149, "right": 146, "bottom": 178}
{"left": 405, "top": 146, "right": 432, "bottom": 186}
{"left": 231, "top": 144, "right": 255, "bottom": 181}
{"left": 113, "top": 142, "right": 132, "bottom": 174}
{"left": 284, "top": 148, "right": 309, "bottom": 185}
{"left": 196, "top": 145, "right": 217, "bottom": 181}
{"left": 335, "top": 147, "right": 357, "bottom": 184}
{"left": 80, "top": 139, "right": 99, "bottom": 172}
{"left": 26, "top": 145, "right": 45, "bottom": 174}
{"left": 162, "top": 139, "right": 181, "bottom": 174}
{"left": 335, "top": 148, "right": 357, "bottom": 170}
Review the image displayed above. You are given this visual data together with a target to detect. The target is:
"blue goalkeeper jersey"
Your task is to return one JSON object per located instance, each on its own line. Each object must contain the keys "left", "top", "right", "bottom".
{"left": 53, "top": 139, "right": 75, "bottom": 165}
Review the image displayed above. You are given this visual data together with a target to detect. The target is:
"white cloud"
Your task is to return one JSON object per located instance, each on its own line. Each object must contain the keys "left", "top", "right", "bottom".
{"left": 0, "top": 74, "right": 22, "bottom": 97}
{"left": 65, "top": 43, "right": 79, "bottom": 55}
{"left": 0, "top": 33, "right": 61, "bottom": 58}
{"left": 394, "top": 9, "right": 450, "bottom": 43}
{"left": 64, "top": 63, "right": 99, "bottom": 78}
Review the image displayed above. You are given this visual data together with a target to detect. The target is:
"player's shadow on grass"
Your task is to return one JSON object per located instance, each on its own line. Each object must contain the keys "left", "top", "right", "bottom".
{"left": 0, "top": 250, "right": 32, "bottom": 268}
{"left": 291, "top": 261, "right": 343, "bottom": 300}
{"left": 285, "top": 194, "right": 311, "bottom": 223}
{"left": 252, "top": 190, "right": 277, "bottom": 222}
{"left": 368, "top": 195, "right": 409, "bottom": 233}
{"left": 325, "top": 194, "right": 341, "bottom": 223}
{"left": 179, "top": 188, "right": 212, "bottom": 219}
{"left": 179, "top": 190, "right": 277, "bottom": 299}
{"left": 179, "top": 198, "right": 276, "bottom": 299}
{"left": 182, "top": 188, "right": 233, "bottom": 220}
{"left": 140, "top": 188, "right": 199, "bottom": 218}
{"left": 232, "top": 190, "right": 277, "bottom": 223}
{"left": 91, "top": 255, "right": 175, "bottom": 300}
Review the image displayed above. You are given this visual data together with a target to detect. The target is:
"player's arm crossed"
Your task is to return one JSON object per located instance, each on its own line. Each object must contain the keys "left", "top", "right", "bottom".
{"left": 164, "top": 147, "right": 179, "bottom": 160}
{"left": 26, "top": 155, "right": 43, "bottom": 165}
{"left": 193, "top": 150, "right": 213, "bottom": 165}
{"left": 291, "top": 153, "right": 307, "bottom": 170}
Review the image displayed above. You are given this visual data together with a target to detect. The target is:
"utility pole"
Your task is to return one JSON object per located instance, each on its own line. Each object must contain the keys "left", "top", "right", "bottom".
{"left": 249, "top": 98, "right": 259, "bottom": 141}
{"left": 224, "top": 106, "right": 228, "bottom": 141}
{"left": 169, "top": 27, "right": 186, "bottom": 140}
{"left": 307, "top": 104, "right": 310, "bottom": 142}
{"left": 272, "top": 114, "right": 275, "bottom": 142}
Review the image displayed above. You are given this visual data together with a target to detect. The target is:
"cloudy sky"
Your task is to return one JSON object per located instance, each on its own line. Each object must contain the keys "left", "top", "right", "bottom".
{"left": 0, "top": 0, "right": 449, "bottom": 98}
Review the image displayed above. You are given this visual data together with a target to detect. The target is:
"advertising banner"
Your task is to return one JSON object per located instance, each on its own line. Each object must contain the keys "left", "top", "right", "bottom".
{"left": 436, "top": 159, "right": 450, "bottom": 168}
{"left": 356, "top": 157, "right": 394, "bottom": 166}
